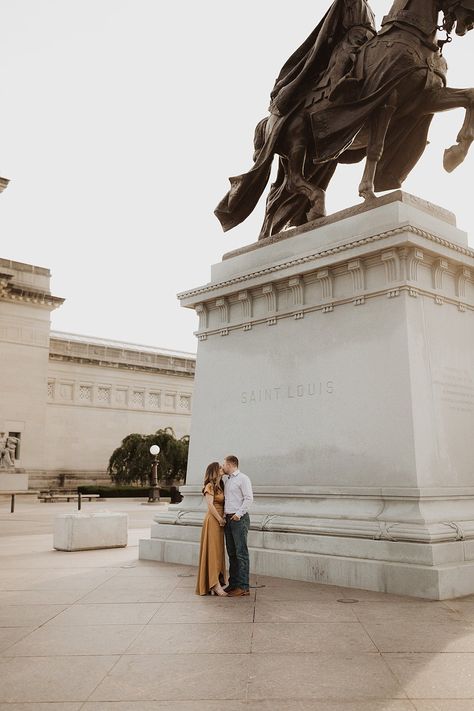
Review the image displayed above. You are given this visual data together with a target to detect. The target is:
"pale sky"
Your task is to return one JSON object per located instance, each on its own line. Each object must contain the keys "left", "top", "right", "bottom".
{"left": 0, "top": 1, "right": 472, "bottom": 353}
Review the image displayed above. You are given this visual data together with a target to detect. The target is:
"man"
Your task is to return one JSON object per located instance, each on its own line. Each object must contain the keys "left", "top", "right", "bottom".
{"left": 222, "top": 455, "right": 253, "bottom": 597}
{"left": 214, "top": 0, "right": 376, "bottom": 237}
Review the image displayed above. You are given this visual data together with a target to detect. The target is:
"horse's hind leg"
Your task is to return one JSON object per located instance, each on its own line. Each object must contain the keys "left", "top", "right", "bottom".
{"left": 359, "top": 91, "right": 397, "bottom": 200}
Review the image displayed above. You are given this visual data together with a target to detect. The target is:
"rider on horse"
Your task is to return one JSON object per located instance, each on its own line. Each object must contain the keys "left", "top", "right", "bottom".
{"left": 215, "top": 0, "right": 474, "bottom": 239}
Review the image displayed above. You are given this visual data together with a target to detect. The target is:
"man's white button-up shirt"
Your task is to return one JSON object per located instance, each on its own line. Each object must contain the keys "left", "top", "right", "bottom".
{"left": 224, "top": 470, "right": 253, "bottom": 518}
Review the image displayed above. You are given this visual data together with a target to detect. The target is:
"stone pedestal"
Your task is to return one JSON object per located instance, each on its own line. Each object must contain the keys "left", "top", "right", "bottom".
{"left": 0, "top": 471, "right": 28, "bottom": 492}
{"left": 140, "top": 192, "right": 474, "bottom": 599}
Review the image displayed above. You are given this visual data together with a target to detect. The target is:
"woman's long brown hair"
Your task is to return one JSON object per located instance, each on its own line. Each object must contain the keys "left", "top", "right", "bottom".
{"left": 202, "top": 461, "right": 223, "bottom": 494}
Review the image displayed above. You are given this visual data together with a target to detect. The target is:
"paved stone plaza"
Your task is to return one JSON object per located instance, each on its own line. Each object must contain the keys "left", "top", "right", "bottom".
{"left": 1, "top": 497, "right": 474, "bottom": 709}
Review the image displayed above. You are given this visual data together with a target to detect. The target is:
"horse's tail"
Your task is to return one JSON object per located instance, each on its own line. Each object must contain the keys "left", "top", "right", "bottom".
{"left": 253, "top": 117, "right": 269, "bottom": 161}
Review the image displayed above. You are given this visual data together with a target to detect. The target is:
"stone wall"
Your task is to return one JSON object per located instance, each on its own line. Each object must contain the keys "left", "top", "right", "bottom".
{"left": 0, "top": 259, "right": 64, "bottom": 475}
{"left": 0, "top": 259, "right": 196, "bottom": 489}
{"left": 42, "top": 332, "right": 194, "bottom": 487}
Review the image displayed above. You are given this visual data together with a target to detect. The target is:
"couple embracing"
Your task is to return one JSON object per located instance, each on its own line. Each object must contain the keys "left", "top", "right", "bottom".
{"left": 195, "top": 455, "right": 253, "bottom": 597}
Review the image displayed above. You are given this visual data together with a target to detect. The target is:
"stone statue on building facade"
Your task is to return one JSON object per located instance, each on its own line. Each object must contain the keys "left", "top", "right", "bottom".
{"left": 0, "top": 433, "right": 18, "bottom": 469}
{"left": 215, "top": 0, "right": 474, "bottom": 240}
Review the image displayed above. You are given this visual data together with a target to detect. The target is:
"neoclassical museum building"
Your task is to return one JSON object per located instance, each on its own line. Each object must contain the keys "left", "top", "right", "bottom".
{"left": 0, "top": 256, "right": 195, "bottom": 489}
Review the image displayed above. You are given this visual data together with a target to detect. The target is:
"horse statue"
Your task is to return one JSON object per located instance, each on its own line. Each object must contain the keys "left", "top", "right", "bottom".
{"left": 215, "top": 0, "right": 474, "bottom": 240}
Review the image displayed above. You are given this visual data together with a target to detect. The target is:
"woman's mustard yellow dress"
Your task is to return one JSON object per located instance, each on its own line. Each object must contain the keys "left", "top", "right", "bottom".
{"left": 195, "top": 483, "right": 226, "bottom": 595}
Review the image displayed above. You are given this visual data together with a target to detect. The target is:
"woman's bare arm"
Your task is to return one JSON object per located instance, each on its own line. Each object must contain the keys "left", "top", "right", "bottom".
{"left": 205, "top": 492, "right": 225, "bottom": 525}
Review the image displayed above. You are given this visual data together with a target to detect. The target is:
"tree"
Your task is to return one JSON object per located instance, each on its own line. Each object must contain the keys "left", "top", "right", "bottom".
{"left": 108, "top": 427, "right": 189, "bottom": 486}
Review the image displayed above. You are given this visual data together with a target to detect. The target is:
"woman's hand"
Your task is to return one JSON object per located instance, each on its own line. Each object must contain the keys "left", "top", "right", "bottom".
{"left": 219, "top": 517, "right": 226, "bottom": 527}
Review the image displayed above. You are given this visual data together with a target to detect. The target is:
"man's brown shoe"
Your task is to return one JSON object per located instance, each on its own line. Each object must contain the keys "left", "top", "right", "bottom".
{"left": 227, "top": 587, "right": 250, "bottom": 597}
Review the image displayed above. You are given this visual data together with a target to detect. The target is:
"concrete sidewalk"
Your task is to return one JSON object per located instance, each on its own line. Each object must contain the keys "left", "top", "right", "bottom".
{"left": 1, "top": 497, "right": 474, "bottom": 709}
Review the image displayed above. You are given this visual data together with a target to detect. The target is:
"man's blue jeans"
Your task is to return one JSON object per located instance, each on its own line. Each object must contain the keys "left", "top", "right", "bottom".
{"left": 224, "top": 513, "right": 250, "bottom": 590}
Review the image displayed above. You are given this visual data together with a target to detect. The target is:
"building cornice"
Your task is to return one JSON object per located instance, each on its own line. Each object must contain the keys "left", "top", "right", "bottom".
{"left": 49, "top": 334, "right": 196, "bottom": 377}
{"left": 0, "top": 269, "right": 64, "bottom": 309}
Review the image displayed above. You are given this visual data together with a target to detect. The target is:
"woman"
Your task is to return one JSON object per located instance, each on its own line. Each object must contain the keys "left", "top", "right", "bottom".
{"left": 195, "top": 461, "right": 227, "bottom": 596}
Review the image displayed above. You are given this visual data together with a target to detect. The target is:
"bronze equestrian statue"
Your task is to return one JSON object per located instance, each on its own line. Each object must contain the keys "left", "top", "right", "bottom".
{"left": 215, "top": 0, "right": 474, "bottom": 240}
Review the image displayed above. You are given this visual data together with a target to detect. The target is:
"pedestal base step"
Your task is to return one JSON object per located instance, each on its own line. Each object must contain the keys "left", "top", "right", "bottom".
{"left": 139, "top": 524, "right": 474, "bottom": 600}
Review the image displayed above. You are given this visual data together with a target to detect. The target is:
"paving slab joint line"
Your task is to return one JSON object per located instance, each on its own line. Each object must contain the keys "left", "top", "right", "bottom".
{"left": 71, "top": 567, "right": 125, "bottom": 606}
{"left": 82, "top": 650, "right": 126, "bottom": 705}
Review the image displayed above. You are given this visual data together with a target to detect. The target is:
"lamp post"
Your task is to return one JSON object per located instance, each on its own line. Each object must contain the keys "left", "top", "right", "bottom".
{"left": 148, "top": 444, "right": 160, "bottom": 503}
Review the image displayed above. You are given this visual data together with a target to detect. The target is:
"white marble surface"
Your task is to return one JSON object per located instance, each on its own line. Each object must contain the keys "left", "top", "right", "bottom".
{"left": 54, "top": 511, "right": 128, "bottom": 551}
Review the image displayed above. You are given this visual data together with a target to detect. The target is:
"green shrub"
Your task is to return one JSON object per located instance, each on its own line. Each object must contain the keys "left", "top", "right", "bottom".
{"left": 77, "top": 485, "right": 182, "bottom": 502}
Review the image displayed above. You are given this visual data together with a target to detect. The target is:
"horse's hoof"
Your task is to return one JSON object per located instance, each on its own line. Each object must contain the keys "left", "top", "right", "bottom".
{"left": 359, "top": 187, "right": 376, "bottom": 201}
{"left": 443, "top": 144, "right": 466, "bottom": 173}
{"left": 306, "top": 206, "right": 325, "bottom": 222}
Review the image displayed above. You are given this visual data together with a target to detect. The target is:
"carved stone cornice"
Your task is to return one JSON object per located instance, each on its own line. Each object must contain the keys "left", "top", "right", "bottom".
{"left": 0, "top": 266, "right": 64, "bottom": 309}
{"left": 0, "top": 283, "right": 64, "bottom": 309}
{"left": 0, "top": 270, "right": 14, "bottom": 298}
{"left": 178, "top": 224, "right": 474, "bottom": 303}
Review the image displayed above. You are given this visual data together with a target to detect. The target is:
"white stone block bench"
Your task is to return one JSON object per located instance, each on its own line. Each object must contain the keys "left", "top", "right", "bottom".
{"left": 53, "top": 511, "right": 128, "bottom": 551}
